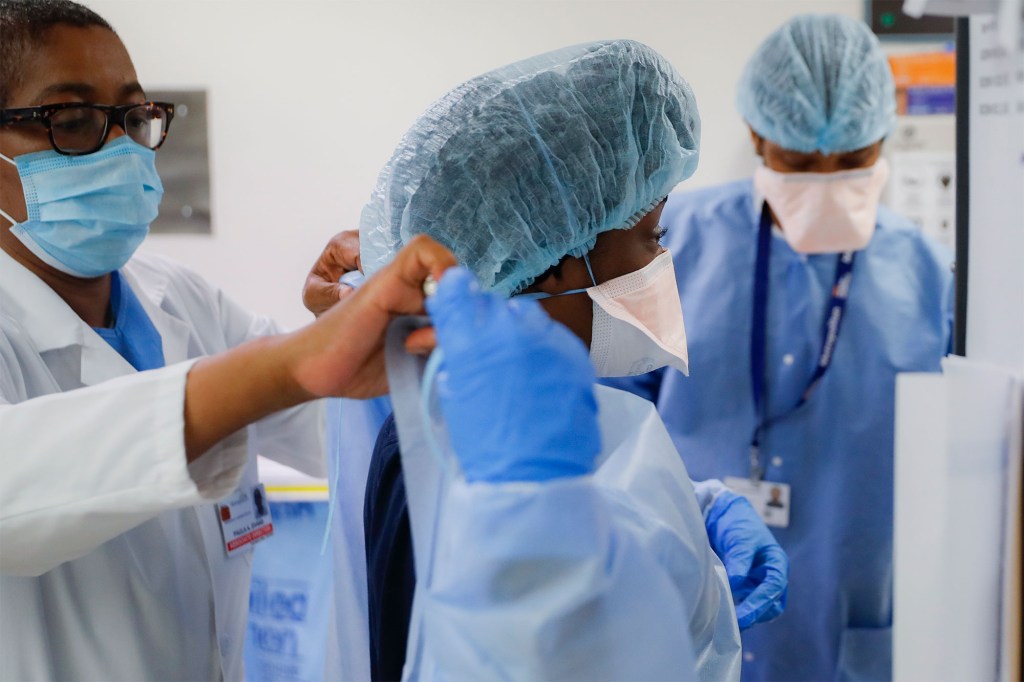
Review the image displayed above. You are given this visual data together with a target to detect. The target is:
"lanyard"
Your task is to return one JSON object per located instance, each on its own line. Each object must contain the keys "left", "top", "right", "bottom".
{"left": 749, "top": 203, "right": 855, "bottom": 480}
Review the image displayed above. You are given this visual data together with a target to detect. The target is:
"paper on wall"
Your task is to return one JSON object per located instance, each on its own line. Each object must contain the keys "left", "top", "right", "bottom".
{"left": 889, "top": 151, "right": 956, "bottom": 249}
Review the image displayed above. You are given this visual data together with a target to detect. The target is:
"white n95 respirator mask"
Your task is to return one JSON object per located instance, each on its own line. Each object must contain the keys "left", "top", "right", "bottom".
{"left": 517, "top": 248, "right": 689, "bottom": 378}
{"left": 587, "top": 249, "right": 689, "bottom": 377}
{"left": 753, "top": 158, "right": 890, "bottom": 254}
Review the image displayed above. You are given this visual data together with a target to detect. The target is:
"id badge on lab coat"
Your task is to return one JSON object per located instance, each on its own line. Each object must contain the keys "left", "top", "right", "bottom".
{"left": 216, "top": 483, "right": 274, "bottom": 557}
{"left": 724, "top": 476, "right": 791, "bottom": 528}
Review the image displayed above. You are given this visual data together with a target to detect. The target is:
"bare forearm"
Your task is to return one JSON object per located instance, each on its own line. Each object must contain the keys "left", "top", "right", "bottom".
{"left": 182, "top": 234, "right": 456, "bottom": 462}
{"left": 183, "top": 334, "right": 311, "bottom": 461}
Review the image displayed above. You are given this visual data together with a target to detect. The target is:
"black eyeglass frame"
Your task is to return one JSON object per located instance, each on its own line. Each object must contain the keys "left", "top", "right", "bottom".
{"left": 0, "top": 101, "right": 175, "bottom": 156}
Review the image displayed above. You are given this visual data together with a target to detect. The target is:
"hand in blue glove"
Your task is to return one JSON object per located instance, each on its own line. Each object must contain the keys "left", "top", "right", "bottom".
{"left": 425, "top": 267, "right": 601, "bottom": 484}
{"left": 704, "top": 491, "right": 789, "bottom": 630}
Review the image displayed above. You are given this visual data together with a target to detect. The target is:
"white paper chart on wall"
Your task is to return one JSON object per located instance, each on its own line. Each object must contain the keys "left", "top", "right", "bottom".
{"left": 967, "top": 10, "right": 1024, "bottom": 370}
{"left": 883, "top": 115, "right": 957, "bottom": 249}
{"left": 890, "top": 150, "right": 956, "bottom": 248}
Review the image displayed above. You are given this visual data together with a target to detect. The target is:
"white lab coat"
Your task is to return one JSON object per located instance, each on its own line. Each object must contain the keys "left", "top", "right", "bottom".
{"left": 385, "top": 324, "right": 741, "bottom": 682}
{"left": 0, "top": 248, "right": 325, "bottom": 681}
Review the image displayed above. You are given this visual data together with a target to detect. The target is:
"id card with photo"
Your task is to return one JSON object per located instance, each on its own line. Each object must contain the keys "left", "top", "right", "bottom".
{"left": 724, "top": 476, "right": 791, "bottom": 528}
{"left": 216, "top": 483, "right": 274, "bottom": 557}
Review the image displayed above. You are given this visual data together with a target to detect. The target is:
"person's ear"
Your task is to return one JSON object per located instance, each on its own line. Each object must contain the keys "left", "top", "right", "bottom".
{"left": 748, "top": 126, "right": 764, "bottom": 158}
{"left": 527, "top": 271, "right": 559, "bottom": 294}
{"left": 523, "top": 256, "right": 589, "bottom": 296}
{"left": 521, "top": 260, "right": 565, "bottom": 296}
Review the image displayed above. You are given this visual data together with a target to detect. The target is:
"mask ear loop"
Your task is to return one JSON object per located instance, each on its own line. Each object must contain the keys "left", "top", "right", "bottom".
{"left": 0, "top": 153, "right": 18, "bottom": 226}
{"left": 582, "top": 252, "right": 598, "bottom": 286}
{"left": 419, "top": 348, "right": 454, "bottom": 477}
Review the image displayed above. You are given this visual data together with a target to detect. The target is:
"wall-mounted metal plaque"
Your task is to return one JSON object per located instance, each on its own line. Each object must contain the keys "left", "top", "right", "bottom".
{"left": 148, "top": 89, "right": 212, "bottom": 234}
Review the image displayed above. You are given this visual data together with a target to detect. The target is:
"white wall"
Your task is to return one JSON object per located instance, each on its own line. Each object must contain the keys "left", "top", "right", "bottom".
{"left": 85, "top": 0, "right": 863, "bottom": 329}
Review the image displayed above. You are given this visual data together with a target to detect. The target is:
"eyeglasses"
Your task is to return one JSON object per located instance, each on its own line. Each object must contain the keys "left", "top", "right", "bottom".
{"left": 0, "top": 101, "right": 175, "bottom": 156}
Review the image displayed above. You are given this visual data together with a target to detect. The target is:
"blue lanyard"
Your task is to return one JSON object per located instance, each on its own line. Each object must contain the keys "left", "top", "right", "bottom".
{"left": 749, "top": 203, "right": 855, "bottom": 479}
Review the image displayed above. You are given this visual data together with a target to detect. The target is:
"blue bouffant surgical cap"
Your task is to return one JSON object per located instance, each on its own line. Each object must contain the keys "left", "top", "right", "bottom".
{"left": 360, "top": 39, "right": 701, "bottom": 296}
{"left": 736, "top": 14, "right": 895, "bottom": 155}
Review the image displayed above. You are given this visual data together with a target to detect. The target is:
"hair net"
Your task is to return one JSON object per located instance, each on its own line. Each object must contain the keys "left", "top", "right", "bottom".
{"left": 736, "top": 14, "right": 895, "bottom": 155}
{"left": 360, "top": 39, "right": 700, "bottom": 296}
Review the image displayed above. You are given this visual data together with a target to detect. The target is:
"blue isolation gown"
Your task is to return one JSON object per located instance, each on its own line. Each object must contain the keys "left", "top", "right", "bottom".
{"left": 606, "top": 179, "right": 953, "bottom": 681}
{"left": 364, "top": 383, "right": 739, "bottom": 681}
{"left": 322, "top": 396, "right": 392, "bottom": 682}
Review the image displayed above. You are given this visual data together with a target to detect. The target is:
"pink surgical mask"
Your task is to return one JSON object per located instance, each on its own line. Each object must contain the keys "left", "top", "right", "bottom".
{"left": 588, "top": 249, "right": 689, "bottom": 377}
{"left": 517, "top": 249, "right": 689, "bottom": 378}
{"left": 753, "top": 158, "right": 890, "bottom": 254}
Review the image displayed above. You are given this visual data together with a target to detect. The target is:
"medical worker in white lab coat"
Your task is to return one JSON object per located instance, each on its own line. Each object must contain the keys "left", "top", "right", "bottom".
{"left": 0, "top": 1, "right": 455, "bottom": 678}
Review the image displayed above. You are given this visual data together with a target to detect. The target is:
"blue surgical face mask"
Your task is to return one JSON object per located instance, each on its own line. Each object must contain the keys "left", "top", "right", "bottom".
{"left": 0, "top": 136, "right": 163, "bottom": 278}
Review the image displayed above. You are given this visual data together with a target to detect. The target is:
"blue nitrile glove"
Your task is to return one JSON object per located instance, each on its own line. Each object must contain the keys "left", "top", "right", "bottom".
{"left": 704, "top": 490, "right": 789, "bottom": 630}
{"left": 425, "top": 267, "right": 601, "bottom": 484}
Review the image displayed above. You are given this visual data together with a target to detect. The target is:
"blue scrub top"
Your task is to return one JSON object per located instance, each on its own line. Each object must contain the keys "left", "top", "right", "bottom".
{"left": 92, "top": 270, "right": 165, "bottom": 371}
{"left": 606, "top": 180, "right": 953, "bottom": 681}
{"left": 363, "top": 413, "right": 415, "bottom": 682}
